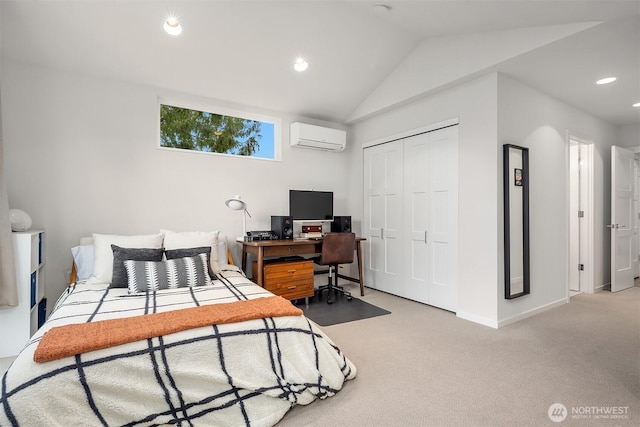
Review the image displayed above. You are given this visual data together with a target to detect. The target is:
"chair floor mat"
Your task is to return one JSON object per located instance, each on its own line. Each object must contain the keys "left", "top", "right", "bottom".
{"left": 297, "top": 294, "right": 391, "bottom": 326}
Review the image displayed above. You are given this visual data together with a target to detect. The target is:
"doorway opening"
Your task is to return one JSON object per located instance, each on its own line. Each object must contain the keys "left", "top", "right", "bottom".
{"left": 568, "top": 137, "right": 594, "bottom": 294}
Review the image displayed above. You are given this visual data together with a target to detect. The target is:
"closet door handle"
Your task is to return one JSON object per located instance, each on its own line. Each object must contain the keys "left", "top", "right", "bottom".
{"left": 424, "top": 231, "right": 428, "bottom": 244}
{"left": 381, "top": 228, "right": 384, "bottom": 239}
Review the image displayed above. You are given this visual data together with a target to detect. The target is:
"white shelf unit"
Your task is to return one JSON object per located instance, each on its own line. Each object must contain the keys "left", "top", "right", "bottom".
{"left": 0, "top": 230, "right": 46, "bottom": 357}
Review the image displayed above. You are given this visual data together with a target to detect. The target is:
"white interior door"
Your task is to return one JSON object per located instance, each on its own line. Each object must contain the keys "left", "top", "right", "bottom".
{"left": 611, "top": 145, "right": 635, "bottom": 292}
{"left": 401, "top": 126, "right": 459, "bottom": 310}
{"left": 364, "top": 140, "right": 404, "bottom": 294}
{"left": 427, "top": 126, "right": 458, "bottom": 312}
{"left": 569, "top": 142, "right": 581, "bottom": 291}
{"left": 634, "top": 158, "right": 639, "bottom": 278}
{"left": 364, "top": 124, "right": 458, "bottom": 311}
{"left": 403, "top": 133, "right": 429, "bottom": 303}
{"left": 569, "top": 140, "right": 593, "bottom": 293}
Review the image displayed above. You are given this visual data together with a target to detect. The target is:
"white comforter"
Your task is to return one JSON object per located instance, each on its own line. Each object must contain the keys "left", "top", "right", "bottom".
{"left": 0, "top": 267, "right": 356, "bottom": 426}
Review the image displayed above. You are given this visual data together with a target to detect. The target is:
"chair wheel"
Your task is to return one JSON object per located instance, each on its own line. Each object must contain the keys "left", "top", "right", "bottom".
{"left": 327, "top": 299, "right": 333, "bottom": 304}
{"left": 346, "top": 295, "right": 353, "bottom": 301}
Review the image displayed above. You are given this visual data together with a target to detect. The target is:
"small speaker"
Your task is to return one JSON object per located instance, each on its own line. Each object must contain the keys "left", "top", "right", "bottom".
{"left": 271, "top": 215, "right": 294, "bottom": 240}
{"left": 331, "top": 216, "right": 351, "bottom": 233}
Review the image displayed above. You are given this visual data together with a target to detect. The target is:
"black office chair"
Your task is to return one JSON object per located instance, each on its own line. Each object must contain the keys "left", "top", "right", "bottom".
{"left": 314, "top": 232, "right": 355, "bottom": 304}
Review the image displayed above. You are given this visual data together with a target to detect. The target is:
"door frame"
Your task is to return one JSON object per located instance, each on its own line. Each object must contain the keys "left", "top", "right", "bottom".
{"left": 567, "top": 134, "right": 595, "bottom": 294}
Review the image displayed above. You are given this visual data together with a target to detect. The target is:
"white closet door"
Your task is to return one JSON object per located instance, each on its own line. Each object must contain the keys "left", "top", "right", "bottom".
{"left": 363, "top": 139, "right": 404, "bottom": 294}
{"left": 402, "top": 126, "right": 458, "bottom": 310}
{"left": 403, "top": 133, "right": 430, "bottom": 303}
{"left": 364, "top": 124, "right": 458, "bottom": 312}
{"left": 427, "top": 126, "right": 458, "bottom": 312}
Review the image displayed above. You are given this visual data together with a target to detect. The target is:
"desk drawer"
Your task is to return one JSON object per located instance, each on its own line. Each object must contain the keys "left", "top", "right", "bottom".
{"left": 263, "top": 244, "right": 317, "bottom": 257}
{"left": 264, "top": 261, "right": 313, "bottom": 281}
{"left": 253, "top": 260, "right": 314, "bottom": 300}
{"left": 266, "top": 279, "right": 314, "bottom": 300}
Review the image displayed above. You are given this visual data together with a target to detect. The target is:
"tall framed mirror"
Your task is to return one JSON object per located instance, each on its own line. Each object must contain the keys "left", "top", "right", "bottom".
{"left": 503, "top": 144, "right": 530, "bottom": 299}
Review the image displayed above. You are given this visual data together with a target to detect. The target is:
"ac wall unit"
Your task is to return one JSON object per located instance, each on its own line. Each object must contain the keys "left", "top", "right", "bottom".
{"left": 290, "top": 122, "right": 346, "bottom": 152}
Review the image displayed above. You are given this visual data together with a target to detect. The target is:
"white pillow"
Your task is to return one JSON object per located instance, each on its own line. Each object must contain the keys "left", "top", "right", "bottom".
{"left": 71, "top": 244, "right": 95, "bottom": 282}
{"left": 161, "top": 229, "right": 220, "bottom": 272}
{"left": 217, "top": 233, "right": 229, "bottom": 266}
{"left": 88, "top": 233, "right": 164, "bottom": 285}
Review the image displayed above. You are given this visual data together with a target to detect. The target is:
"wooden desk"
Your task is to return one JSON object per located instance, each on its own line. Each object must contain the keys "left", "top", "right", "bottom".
{"left": 239, "top": 238, "right": 366, "bottom": 296}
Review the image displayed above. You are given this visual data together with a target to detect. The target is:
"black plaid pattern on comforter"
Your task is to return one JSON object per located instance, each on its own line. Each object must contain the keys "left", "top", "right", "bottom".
{"left": 0, "top": 267, "right": 356, "bottom": 426}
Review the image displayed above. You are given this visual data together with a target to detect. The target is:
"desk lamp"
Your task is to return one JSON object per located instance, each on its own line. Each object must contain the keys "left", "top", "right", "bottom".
{"left": 225, "top": 195, "right": 251, "bottom": 240}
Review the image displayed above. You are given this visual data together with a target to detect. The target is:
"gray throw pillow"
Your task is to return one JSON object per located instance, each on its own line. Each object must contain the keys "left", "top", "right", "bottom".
{"left": 165, "top": 246, "right": 216, "bottom": 279}
{"left": 110, "top": 245, "right": 165, "bottom": 288}
{"left": 124, "top": 253, "right": 212, "bottom": 293}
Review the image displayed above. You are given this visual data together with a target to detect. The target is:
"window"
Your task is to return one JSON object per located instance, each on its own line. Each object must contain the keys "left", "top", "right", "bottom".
{"left": 159, "top": 101, "right": 278, "bottom": 160}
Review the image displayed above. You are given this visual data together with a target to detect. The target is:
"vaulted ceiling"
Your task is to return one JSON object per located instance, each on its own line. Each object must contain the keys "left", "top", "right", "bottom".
{"left": 1, "top": 0, "right": 639, "bottom": 126}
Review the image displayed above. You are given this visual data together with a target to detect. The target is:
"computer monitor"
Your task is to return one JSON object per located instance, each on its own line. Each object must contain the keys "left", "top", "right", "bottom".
{"left": 289, "top": 190, "right": 333, "bottom": 221}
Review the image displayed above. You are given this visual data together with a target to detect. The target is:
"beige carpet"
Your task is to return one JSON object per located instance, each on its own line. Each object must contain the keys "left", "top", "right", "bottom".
{"left": 277, "top": 284, "right": 640, "bottom": 426}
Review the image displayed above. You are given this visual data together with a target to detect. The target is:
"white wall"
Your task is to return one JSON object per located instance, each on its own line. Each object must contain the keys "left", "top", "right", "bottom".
{"left": 350, "top": 73, "right": 500, "bottom": 326}
{"left": 617, "top": 124, "right": 640, "bottom": 147}
{"left": 1, "top": 61, "right": 353, "bottom": 304}
{"left": 497, "top": 74, "right": 616, "bottom": 325}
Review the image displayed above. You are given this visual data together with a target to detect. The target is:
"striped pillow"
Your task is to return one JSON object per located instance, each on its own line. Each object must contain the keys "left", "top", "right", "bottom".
{"left": 124, "top": 253, "right": 212, "bottom": 293}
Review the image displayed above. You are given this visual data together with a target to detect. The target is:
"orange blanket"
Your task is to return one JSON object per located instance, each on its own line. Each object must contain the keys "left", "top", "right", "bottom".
{"left": 34, "top": 296, "right": 303, "bottom": 363}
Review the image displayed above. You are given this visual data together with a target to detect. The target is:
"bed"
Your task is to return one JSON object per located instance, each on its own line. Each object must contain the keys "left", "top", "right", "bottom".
{"left": 0, "top": 231, "right": 356, "bottom": 426}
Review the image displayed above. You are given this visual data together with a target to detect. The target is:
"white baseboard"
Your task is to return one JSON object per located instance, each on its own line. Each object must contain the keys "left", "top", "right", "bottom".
{"left": 456, "top": 311, "right": 498, "bottom": 329}
{"left": 497, "top": 297, "right": 567, "bottom": 328}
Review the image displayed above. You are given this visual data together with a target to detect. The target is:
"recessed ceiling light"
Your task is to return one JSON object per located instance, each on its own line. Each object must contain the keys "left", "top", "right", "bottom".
{"left": 294, "top": 57, "right": 308, "bottom": 72}
{"left": 164, "top": 16, "right": 183, "bottom": 36}
{"left": 633, "top": 102, "right": 640, "bottom": 108}
{"left": 596, "top": 77, "right": 616, "bottom": 85}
